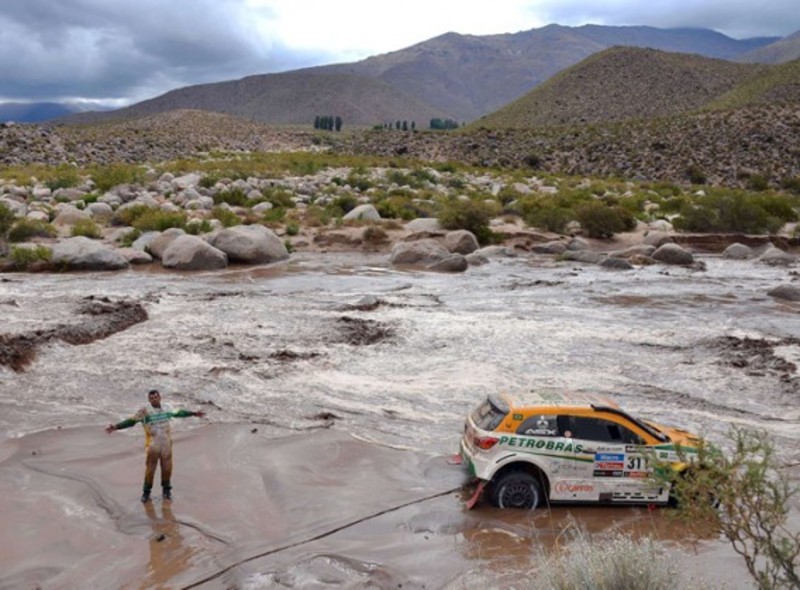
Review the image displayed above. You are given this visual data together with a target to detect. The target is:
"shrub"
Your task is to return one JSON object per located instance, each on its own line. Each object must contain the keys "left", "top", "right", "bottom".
{"left": 285, "top": 222, "right": 299, "bottom": 236}
{"left": 45, "top": 164, "right": 81, "bottom": 191}
{"left": 70, "top": 218, "right": 102, "bottom": 239}
{"left": 362, "top": 225, "right": 388, "bottom": 244}
{"left": 533, "top": 524, "right": 681, "bottom": 590}
{"left": 261, "top": 187, "right": 296, "bottom": 209}
{"left": 8, "top": 219, "right": 57, "bottom": 242}
{"left": 214, "top": 187, "right": 248, "bottom": 207}
{"left": 91, "top": 163, "right": 143, "bottom": 192}
{"left": 185, "top": 219, "right": 213, "bottom": 235}
{"left": 130, "top": 209, "right": 187, "bottom": 232}
{"left": 574, "top": 201, "right": 635, "bottom": 238}
{"left": 686, "top": 164, "right": 707, "bottom": 185}
{"left": 211, "top": 207, "right": 241, "bottom": 228}
{"left": 9, "top": 245, "right": 52, "bottom": 270}
{"left": 673, "top": 192, "right": 796, "bottom": 234}
{"left": 437, "top": 198, "right": 495, "bottom": 245}
{"left": 120, "top": 229, "right": 141, "bottom": 247}
{"left": 658, "top": 428, "right": 799, "bottom": 589}
{"left": 0, "top": 202, "right": 16, "bottom": 237}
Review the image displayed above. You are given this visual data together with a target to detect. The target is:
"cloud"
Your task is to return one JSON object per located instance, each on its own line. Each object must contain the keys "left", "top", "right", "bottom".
{"left": 0, "top": 0, "right": 321, "bottom": 103}
{"left": 0, "top": 0, "right": 798, "bottom": 106}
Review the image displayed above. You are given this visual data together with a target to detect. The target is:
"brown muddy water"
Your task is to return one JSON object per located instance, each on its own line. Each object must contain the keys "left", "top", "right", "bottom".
{"left": 1, "top": 251, "right": 798, "bottom": 589}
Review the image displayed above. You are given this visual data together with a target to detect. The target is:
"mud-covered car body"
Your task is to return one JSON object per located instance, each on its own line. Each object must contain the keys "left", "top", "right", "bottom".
{"left": 459, "top": 390, "right": 700, "bottom": 508}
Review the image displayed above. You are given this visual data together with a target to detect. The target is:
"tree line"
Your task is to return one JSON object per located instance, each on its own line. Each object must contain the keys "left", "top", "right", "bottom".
{"left": 314, "top": 115, "right": 342, "bottom": 132}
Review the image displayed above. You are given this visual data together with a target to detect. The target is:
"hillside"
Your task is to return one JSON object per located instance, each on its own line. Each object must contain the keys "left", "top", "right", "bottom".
{"left": 474, "top": 47, "right": 767, "bottom": 129}
{"left": 738, "top": 30, "right": 800, "bottom": 64}
{"left": 60, "top": 72, "right": 447, "bottom": 128}
{"left": 53, "top": 24, "right": 779, "bottom": 128}
{"left": 705, "top": 58, "right": 800, "bottom": 109}
{"left": 308, "top": 24, "right": 778, "bottom": 121}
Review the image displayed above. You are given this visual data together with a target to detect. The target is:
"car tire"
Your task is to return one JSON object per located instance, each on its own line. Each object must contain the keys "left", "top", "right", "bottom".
{"left": 488, "top": 471, "right": 544, "bottom": 509}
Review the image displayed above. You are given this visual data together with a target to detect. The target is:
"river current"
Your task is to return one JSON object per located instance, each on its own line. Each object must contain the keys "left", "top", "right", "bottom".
{"left": 2, "top": 251, "right": 798, "bottom": 459}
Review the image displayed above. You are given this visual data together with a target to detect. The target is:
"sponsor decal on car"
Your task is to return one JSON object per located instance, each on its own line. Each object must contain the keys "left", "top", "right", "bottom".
{"left": 555, "top": 482, "right": 594, "bottom": 493}
{"left": 498, "top": 435, "right": 585, "bottom": 454}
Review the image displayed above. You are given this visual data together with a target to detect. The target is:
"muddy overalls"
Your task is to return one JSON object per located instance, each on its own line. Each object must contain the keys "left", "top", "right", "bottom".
{"left": 115, "top": 405, "right": 195, "bottom": 499}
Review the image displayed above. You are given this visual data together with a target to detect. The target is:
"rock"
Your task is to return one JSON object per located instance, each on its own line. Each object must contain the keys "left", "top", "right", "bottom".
{"left": 649, "top": 220, "right": 674, "bottom": 233}
{"left": 476, "top": 245, "right": 517, "bottom": 258}
{"left": 147, "top": 228, "right": 186, "bottom": 260}
{"left": 722, "top": 242, "right": 755, "bottom": 260}
{"left": 118, "top": 247, "right": 153, "bottom": 265}
{"left": 390, "top": 238, "right": 452, "bottom": 266}
{"left": 465, "top": 252, "right": 490, "bottom": 266}
{"left": 405, "top": 218, "right": 441, "bottom": 233}
{"left": 531, "top": 241, "right": 567, "bottom": 255}
{"left": 759, "top": 246, "right": 795, "bottom": 266}
{"left": 52, "top": 207, "right": 91, "bottom": 227}
{"left": 50, "top": 237, "right": 129, "bottom": 271}
{"left": 52, "top": 188, "right": 87, "bottom": 202}
{"left": 600, "top": 257, "right": 634, "bottom": 270}
{"left": 443, "top": 230, "right": 479, "bottom": 254}
{"left": 566, "top": 238, "right": 590, "bottom": 251}
{"left": 427, "top": 254, "right": 468, "bottom": 273}
{"left": 652, "top": 243, "right": 694, "bottom": 265}
{"left": 609, "top": 245, "right": 656, "bottom": 258}
{"left": 630, "top": 254, "right": 657, "bottom": 266}
{"left": 643, "top": 231, "right": 674, "bottom": 247}
{"left": 1, "top": 197, "right": 26, "bottom": 216}
{"left": 342, "top": 204, "right": 381, "bottom": 222}
{"left": 768, "top": 285, "right": 800, "bottom": 302}
{"left": 561, "top": 250, "right": 604, "bottom": 264}
{"left": 161, "top": 235, "right": 228, "bottom": 270}
{"left": 208, "top": 224, "right": 289, "bottom": 264}
{"left": 86, "top": 202, "right": 114, "bottom": 222}
{"left": 251, "top": 202, "right": 274, "bottom": 214}
{"left": 171, "top": 173, "right": 202, "bottom": 191}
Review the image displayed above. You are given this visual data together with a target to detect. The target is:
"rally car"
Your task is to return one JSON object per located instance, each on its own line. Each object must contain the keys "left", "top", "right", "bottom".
{"left": 458, "top": 389, "right": 701, "bottom": 509}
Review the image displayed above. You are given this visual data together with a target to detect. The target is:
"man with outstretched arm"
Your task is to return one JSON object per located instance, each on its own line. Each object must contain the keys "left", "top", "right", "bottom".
{"left": 106, "top": 389, "right": 205, "bottom": 502}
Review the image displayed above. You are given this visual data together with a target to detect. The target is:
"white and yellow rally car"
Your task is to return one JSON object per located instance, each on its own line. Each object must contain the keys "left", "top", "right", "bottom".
{"left": 458, "top": 390, "right": 700, "bottom": 509}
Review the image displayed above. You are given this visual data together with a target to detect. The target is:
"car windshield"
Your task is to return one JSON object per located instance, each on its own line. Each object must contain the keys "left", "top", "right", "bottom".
{"left": 471, "top": 395, "right": 508, "bottom": 431}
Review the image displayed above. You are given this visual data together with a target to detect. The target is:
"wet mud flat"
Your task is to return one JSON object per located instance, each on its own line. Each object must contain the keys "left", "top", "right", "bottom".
{"left": 0, "top": 425, "right": 751, "bottom": 590}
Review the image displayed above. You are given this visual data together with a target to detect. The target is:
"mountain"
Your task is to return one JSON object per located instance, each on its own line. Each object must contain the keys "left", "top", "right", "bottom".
{"left": 0, "top": 102, "right": 80, "bottom": 123}
{"left": 55, "top": 24, "right": 780, "bottom": 128}
{"left": 475, "top": 47, "right": 768, "bottom": 129}
{"left": 737, "top": 30, "right": 800, "bottom": 64}
{"left": 59, "top": 71, "right": 448, "bottom": 128}
{"left": 705, "top": 57, "right": 800, "bottom": 109}
{"left": 307, "top": 24, "right": 778, "bottom": 121}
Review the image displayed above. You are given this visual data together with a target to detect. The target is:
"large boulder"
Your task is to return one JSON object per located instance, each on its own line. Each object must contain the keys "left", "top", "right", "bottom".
{"left": 643, "top": 231, "right": 674, "bottom": 247}
{"left": 652, "top": 243, "right": 694, "bottom": 265}
{"left": 768, "top": 284, "right": 800, "bottom": 302}
{"left": 444, "top": 230, "right": 479, "bottom": 255}
{"left": 51, "top": 237, "right": 129, "bottom": 271}
{"left": 342, "top": 204, "right": 381, "bottom": 222}
{"left": 208, "top": 224, "right": 289, "bottom": 264}
{"left": 405, "top": 218, "right": 441, "bottom": 233}
{"left": 759, "top": 246, "right": 795, "bottom": 266}
{"left": 52, "top": 206, "right": 91, "bottom": 227}
{"left": 146, "top": 228, "right": 186, "bottom": 260}
{"left": 609, "top": 245, "right": 656, "bottom": 259}
{"left": 161, "top": 235, "right": 228, "bottom": 270}
{"left": 390, "top": 238, "right": 452, "bottom": 266}
{"left": 722, "top": 243, "right": 755, "bottom": 260}
{"left": 427, "top": 254, "right": 469, "bottom": 273}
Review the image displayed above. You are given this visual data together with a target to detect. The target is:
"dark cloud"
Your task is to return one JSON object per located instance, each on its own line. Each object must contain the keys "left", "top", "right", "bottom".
{"left": 1, "top": 0, "right": 798, "bottom": 106}
{"left": 0, "top": 0, "right": 328, "bottom": 104}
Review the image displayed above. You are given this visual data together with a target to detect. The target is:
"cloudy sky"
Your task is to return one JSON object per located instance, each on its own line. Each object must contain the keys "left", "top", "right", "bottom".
{"left": 2, "top": 0, "right": 798, "bottom": 107}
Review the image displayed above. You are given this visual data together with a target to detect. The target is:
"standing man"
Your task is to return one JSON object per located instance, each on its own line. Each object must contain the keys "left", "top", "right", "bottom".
{"left": 106, "top": 389, "right": 205, "bottom": 502}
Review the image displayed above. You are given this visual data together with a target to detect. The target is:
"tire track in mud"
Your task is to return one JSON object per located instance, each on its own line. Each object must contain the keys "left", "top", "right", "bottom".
{"left": 0, "top": 296, "right": 148, "bottom": 372}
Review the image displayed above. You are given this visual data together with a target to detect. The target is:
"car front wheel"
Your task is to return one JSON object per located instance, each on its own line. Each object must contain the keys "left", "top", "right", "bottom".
{"left": 489, "top": 471, "right": 544, "bottom": 509}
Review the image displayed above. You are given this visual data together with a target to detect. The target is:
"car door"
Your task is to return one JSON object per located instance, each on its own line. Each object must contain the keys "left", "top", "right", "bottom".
{"left": 555, "top": 415, "right": 649, "bottom": 502}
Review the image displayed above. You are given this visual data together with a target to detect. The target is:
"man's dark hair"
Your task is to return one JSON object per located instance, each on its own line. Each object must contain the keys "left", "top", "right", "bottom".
{"left": 148, "top": 389, "right": 159, "bottom": 395}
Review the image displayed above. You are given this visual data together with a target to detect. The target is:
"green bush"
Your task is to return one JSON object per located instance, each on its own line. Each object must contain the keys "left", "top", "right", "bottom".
{"left": 91, "top": 163, "right": 143, "bottom": 192}
{"left": 686, "top": 164, "right": 707, "bottom": 185}
{"left": 260, "top": 187, "right": 296, "bottom": 209}
{"left": 70, "top": 218, "right": 102, "bottom": 239}
{"left": 658, "top": 428, "right": 799, "bottom": 589}
{"left": 120, "top": 229, "right": 141, "bottom": 247}
{"left": 575, "top": 201, "right": 636, "bottom": 238}
{"left": 185, "top": 219, "right": 214, "bottom": 235}
{"left": 8, "top": 219, "right": 57, "bottom": 242}
{"left": 9, "top": 245, "right": 52, "bottom": 269}
{"left": 673, "top": 192, "right": 797, "bottom": 234}
{"left": 0, "top": 202, "right": 16, "bottom": 237}
{"left": 210, "top": 207, "right": 241, "bottom": 228}
{"left": 45, "top": 164, "right": 81, "bottom": 191}
{"left": 285, "top": 222, "right": 300, "bottom": 236}
{"left": 113, "top": 205, "right": 189, "bottom": 232}
{"left": 214, "top": 187, "right": 248, "bottom": 207}
{"left": 437, "top": 198, "right": 495, "bottom": 245}
{"left": 362, "top": 225, "right": 388, "bottom": 244}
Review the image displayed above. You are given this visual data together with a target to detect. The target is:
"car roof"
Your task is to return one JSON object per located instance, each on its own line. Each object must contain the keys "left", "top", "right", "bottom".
{"left": 504, "top": 389, "right": 620, "bottom": 411}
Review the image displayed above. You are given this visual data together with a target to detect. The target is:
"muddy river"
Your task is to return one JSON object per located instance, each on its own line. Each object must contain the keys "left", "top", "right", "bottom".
{"left": 1, "top": 251, "right": 798, "bottom": 588}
